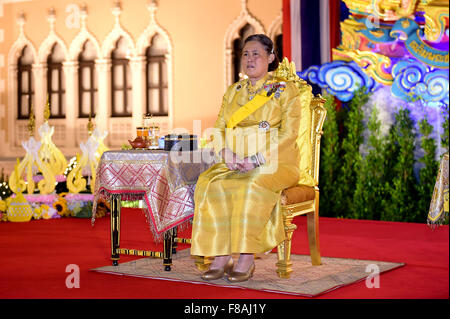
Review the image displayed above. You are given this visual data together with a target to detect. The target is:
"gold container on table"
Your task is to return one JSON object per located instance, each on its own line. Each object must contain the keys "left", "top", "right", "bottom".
{"left": 148, "top": 125, "right": 160, "bottom": 149}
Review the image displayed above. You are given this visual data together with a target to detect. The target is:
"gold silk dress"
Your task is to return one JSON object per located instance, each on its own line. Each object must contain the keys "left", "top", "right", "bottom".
{"left": 191, "top": 73, "right": 313, "bottom": 256}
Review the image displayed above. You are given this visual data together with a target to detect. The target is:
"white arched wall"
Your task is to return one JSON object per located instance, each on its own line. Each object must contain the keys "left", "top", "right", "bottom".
{"left": 4, "top": 0, "right": 276, "bottom": 159}
{"left": 224, "top": 0, "right": 265, "bottom": 90}
{"left": 6, "top": 1, "right": 176, "bottom": 153}
{"left": 68, "top": 6, "right": 101, "bottom": 62}
{"left": 98, "top": 2, "right": 136, "bottom": 146}
{"left": 36, "top": 9, "right": 70, "bottom": 148}
{"left": 134, "top": 1, "right": 173, "bottom": 136}
{"left": 7, "top": 13, "right": 39, "bottom": 152}
{"left": 68, "top": 5, "right": 102, "bottom": 147}
{"left": 268, "top": 11, "right": 283, "bottom": 47}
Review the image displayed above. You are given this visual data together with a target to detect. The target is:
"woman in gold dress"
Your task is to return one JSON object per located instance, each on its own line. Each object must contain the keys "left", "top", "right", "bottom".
{"left": 191, "top": 34, "right": 312, "bottom": 282}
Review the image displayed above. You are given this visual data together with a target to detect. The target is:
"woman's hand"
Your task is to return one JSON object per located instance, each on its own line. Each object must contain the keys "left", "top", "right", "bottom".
{"left": 220, "top": 148, "right": 242, "bottom": 171}
{"left": 237, "top": 157, "right": 257, "bottom": 173}
{"left": 220, "top": 148, "right": 257, "bottom": 173}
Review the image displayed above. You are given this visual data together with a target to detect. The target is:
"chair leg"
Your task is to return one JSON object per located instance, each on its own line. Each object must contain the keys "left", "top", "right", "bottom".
{"left": 276, "top": 213, "right": 297, "bottom": 278}
{"left": 194, "top": 256, "right": 212, "bottom": 271}
{"left": 307, "top": 195, "right": 321, "bottom": 265}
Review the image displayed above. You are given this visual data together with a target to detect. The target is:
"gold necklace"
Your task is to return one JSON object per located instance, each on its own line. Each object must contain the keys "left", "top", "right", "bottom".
{"left": 246, "top": 80, "right": 268, "bottom": 100}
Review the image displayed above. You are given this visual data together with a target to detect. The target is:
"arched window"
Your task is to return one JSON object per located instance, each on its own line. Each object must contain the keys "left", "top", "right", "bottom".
{"left": 78, "top": 40, "right": 98, "bottom": 118}
{"left": 111, "top": 37, "right": 132, "bottom": 117}
{"left": 47, "top": 43, "right": 66, "bottom": 118}
{"left": 17, "top": 45, "right": 34, "bottom": 119}
{"left": 232, "top": 24, "right": 254, "bottom": 83}
{"left": 145, "top": 34, "right": 168, "bottom": 116}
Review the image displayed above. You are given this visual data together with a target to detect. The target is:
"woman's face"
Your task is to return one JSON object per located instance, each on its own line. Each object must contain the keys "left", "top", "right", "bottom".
{"left": 241, "top": 40, "right": 274, "bottom": 84}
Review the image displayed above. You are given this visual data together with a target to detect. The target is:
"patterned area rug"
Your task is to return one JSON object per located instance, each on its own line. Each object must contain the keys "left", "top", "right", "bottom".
{"left": 92, "top": 249, "right": 404, "bottom": 297}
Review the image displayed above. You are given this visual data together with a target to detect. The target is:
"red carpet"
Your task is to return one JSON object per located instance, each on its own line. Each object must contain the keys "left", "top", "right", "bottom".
{"left": 0, "top": 208, "right": 448, "bottom": 299}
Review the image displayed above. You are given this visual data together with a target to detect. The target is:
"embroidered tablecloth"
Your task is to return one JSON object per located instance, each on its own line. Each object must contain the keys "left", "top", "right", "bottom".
{"left": 92, "top": 149, "right": 216, "bottom": 240}
{"left": 427, "top": 153, "right": 449, "bottom": 227}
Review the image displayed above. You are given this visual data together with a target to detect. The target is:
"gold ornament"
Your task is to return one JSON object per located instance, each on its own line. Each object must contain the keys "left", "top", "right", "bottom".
{"left": 67, "top": 154, "right": 87, "bottom": 194}
{"left": 272, "top": 57, "right": 306, "bottom": 88}
{"left": 6, "top": 159, "right": 33, "bottom": 222}
{"left": 38, "top": 122, "right": 68, "bottom": 176}
{"left": 44, "top": 95, "right": 50, "bottom": 123}
{"left": 87, "top": 111, "right": 94, "bottom": 136}
{"left": 67, "top": 128, "right": 108, "bottom": 194}
{"left": 333, "top": 49, "right": 394, "bottom": 85}
{"left": 9, "top": 138, "right": 56, "bottom": 195}
{"left": 28, "top": 103, "right": 35, "bottom": 137}
{"left": 342, "top": 0, "right": 449, "bottom": 42}
{"left": 422, "top": 1, "right": 449, "bottom": 42}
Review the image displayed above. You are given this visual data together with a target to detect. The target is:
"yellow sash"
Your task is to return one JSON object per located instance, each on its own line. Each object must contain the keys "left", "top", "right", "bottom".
{"left": 226, "top": 93, "right": 273, "bottom": 129}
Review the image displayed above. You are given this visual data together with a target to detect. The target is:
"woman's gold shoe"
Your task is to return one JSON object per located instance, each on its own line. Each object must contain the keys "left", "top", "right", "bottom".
{"left": 227, "top": 263, "right": 255, "bottom": 282}
{"left": 201, "top": 257, "right": 234, "bottom": 281}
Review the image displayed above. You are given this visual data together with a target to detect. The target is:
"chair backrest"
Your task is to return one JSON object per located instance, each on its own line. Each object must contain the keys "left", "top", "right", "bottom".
{"left": 309, "top": 95, "right": 327, "bottom": 186}
{"left": 271, "top": 58, "right": 327, "bottom": 187}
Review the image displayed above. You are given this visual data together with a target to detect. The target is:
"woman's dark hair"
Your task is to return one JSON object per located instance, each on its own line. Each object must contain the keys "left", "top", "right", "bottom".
{"left": 244, "top": 34, "right": 279, "bottom": 72}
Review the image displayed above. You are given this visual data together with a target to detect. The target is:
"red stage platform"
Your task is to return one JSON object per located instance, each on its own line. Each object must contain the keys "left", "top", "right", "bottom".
{"left": 0, "top": 208, "right": 448, "bottom": 299}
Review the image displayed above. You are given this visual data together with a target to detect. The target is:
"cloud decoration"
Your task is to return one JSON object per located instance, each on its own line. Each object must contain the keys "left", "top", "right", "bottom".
{"left": 299, "top": 58, "right": 448, "bottom": 106}
{"left": 391, "top": 58, "right": 449, "bottom": 106}
{"left": 391, "top": 59, "right": 427, "bottom": 98}
{"left": 298, "top": 61, "right": 376, "bottom": 102}
{"left": 412, "top": 70, "right": 449, "bottom": 106}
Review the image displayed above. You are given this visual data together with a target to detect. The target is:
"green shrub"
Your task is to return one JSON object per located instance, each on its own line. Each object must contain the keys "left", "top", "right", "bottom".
{"left": 441, "top": 104, "right": 449, "bottom": 154}
{"left": 380, "top": 108, "right": 418, "bottom": 222}
{"left": 353, "top": 106, "right": 387, "bottom": 220}
{"left": 318, "top": 87, "right": 442, "bottom": 223}
{"left": 335, "top": 87, "right": 367, "bottom": 218}
{"left": 415, "top": 116, "right": 439, "bottom": 218}
{"left": 319, "top": 95, "right": 341, "bottom": 217}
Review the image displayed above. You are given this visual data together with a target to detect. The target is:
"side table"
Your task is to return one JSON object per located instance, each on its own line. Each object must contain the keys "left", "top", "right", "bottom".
{"left": 92, "top": 149, "right": 215, "bottom": 270}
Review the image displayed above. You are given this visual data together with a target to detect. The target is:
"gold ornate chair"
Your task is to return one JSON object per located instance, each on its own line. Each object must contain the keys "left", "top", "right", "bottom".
{"left": 193, "top": 59, "right": 327, "bottom": 277}
{"left": 275, "top": 94, "right": 327, "bottom": 278}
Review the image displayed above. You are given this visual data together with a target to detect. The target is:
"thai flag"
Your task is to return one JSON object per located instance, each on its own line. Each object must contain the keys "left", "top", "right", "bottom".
{"left": 282, "top": 0, "right": 346, "bottom": 72}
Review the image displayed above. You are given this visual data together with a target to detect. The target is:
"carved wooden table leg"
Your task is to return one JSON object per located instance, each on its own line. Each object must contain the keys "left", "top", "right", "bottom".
{"left": 172, "top": 227, "right": 178, "bottom": 254}
{"left": 163, "top": 228, "right": 174, "bottom": 271}
{"left": 110, "top": 194, "right": 121, "bottom": 266}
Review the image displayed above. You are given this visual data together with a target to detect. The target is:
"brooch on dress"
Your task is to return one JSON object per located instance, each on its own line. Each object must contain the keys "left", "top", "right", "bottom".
{"left": 263, "top": 81, "right": 286, "bottom": 99}
{"left": 258, "top": 121, "right": 270, "bottom": 132}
